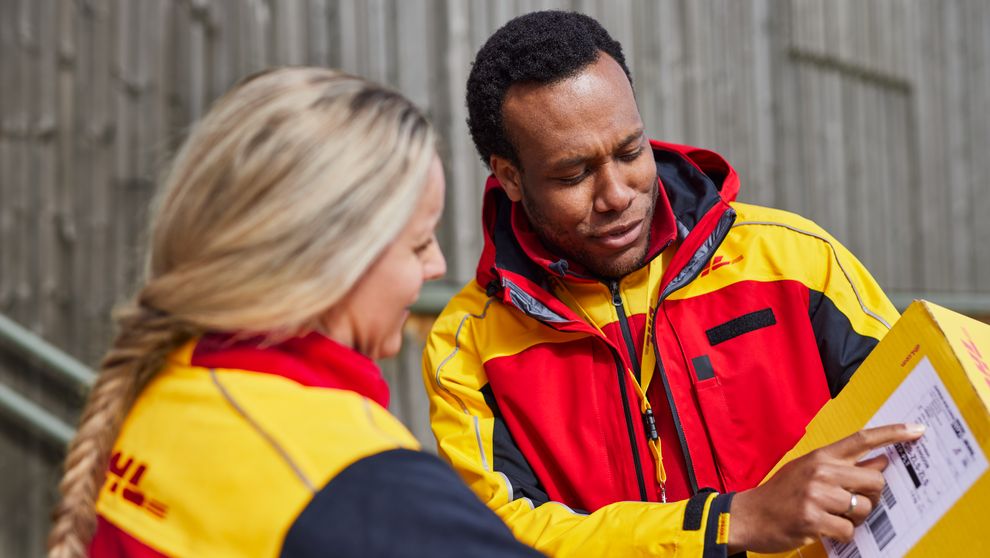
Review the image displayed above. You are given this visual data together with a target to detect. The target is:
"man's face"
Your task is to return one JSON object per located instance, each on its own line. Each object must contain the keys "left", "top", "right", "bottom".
{"left": 492, "top": 54, "right": 658, "bottom": 280}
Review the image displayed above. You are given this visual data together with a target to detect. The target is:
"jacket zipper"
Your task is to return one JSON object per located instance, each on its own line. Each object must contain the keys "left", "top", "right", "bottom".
{"left": 610, "top": 350, "right": 649, "bottom": 502}
{"left": 608, "top": 280, "right": 649, "bottom": 501}
{"left": 609, "top": 281, "right": 642, "bottom": 382}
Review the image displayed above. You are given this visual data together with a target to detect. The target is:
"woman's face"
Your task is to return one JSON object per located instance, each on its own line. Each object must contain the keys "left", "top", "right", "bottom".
{"left": 322, "top": 154, "right": 447, "bottom": 360}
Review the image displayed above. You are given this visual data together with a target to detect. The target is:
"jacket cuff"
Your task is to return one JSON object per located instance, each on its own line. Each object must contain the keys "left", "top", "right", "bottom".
{"left": 682, "top": 490, "right": 736, "bottom": 558}
{"left": 702, "top": 492, "right": 735, "bottom": 558}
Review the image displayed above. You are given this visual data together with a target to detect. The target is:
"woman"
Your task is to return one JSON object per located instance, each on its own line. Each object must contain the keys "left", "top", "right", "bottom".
{"left": 48, "top": 68, "right": 540, "bottom": 557}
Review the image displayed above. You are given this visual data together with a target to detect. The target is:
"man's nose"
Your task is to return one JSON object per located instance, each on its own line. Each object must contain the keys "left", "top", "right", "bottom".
{"left": 592, "top": 163, "right": 635, "bottom": 214}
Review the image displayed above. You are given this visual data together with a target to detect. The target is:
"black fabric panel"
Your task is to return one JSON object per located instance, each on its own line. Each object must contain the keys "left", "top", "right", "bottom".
{"left": 692, "top": 355, "right": 716, "bottom": 381}
{"left": 705, "top": 308, "right": 777, "bottom": 346}
{"left": 654, "top": 148, "right": 725, "bottom": 232}
{"left": 702, "top": 492, "right": 735, "bottom": 558}
{"left": 682, "top": 490, "right": 715, "bottom": 531}
{"left": 809, "top": 290, "right": 882, "bottom": 398}
{"left": 280, "top": 449, "right": 543, "bottom": 558}
{"left": 480, "top": 384, "right": 559, "bottom": 509}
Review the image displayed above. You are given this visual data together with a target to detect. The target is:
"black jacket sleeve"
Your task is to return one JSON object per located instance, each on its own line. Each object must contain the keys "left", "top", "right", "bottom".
{"left": 279, "top": 448, "right": 544, "bottom": 557}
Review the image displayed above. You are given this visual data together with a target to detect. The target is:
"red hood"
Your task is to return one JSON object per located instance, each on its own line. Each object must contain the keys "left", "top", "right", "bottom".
{"left": 476, "top": 140, "right": 739, "bottom": 293}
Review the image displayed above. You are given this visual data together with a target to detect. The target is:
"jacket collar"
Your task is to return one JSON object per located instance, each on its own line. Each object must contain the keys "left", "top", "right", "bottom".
{"left": 475, "top": 141, "right": 739, "bottom": 314}
{"left": 189, "top": 331, "right": 390, "bottom": 408}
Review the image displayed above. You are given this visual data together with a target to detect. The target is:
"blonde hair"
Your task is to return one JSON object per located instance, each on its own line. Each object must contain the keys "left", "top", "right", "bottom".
{"left": 48, "top": 67, "right": 436, "bottom": 557}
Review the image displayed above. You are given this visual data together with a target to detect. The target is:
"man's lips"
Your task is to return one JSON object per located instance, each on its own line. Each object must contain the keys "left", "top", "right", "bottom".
{"left": 590, "top": 219, "right": 644, "bottom": 250}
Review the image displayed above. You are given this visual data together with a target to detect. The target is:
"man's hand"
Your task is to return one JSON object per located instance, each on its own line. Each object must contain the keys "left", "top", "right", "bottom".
{"left": 727, "top": 423, "right": 926, "bottom": 554}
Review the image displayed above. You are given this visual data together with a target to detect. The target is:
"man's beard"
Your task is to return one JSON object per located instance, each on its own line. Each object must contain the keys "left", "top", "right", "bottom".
{"left": 521, "top": 184, "right": 658, "bottom": 280}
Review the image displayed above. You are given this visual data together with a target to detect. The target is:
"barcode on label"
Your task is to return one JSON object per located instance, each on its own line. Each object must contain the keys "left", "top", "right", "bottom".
{"left": 881, "top": 482, "right": 897, "bottom": 509}
{"left": 866, "top": 505, "right": 896, "bottom": 551}
{"left": 831, "top": 540, "right": 862, "bottom": 558}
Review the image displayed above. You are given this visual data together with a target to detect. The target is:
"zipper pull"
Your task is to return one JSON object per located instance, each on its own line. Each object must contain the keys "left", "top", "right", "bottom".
{"left": 609, "top": 280, "right": 621, "bottom": 306}
{"left": 660, "top": 483, "right": 667, "bottom": 503}
{"left": 642, "top": 408, "right": 659, "bottom": 441}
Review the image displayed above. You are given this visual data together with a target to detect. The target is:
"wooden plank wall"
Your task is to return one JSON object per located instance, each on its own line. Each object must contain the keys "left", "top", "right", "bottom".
{"left": 1, "top": 1, "right": 988, "bottom": 554}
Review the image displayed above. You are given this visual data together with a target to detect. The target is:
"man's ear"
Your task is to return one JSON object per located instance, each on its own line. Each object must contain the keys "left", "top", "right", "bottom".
{"left": 490, "top": 155, "right": 523, "bottom": 202}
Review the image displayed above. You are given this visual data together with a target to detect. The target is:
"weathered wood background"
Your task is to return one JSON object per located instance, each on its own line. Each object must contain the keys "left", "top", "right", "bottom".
{"left": 2, "top": 0, "right": 989, "bottom": 554}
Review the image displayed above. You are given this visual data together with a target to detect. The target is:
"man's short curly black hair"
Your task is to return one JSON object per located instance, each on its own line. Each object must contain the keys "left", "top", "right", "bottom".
{"left": 466, "top": 11, "right": 633, "bottom": 169}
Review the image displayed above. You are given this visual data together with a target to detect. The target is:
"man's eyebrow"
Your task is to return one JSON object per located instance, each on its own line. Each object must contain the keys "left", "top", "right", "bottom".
{"left": 548, "top": 128, "right": 645, "bottom": 170}
{"left": 549, "top": 153, "right": 589, "bottom": 171}
{"left": 617, "top": 128, "right": 646, "bottom": 149}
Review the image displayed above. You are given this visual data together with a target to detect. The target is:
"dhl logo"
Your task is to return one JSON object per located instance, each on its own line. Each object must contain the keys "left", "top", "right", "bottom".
{"left": 107, "top": 451, "right": 168, "bottom": 519}
{"left": 961, "top": 328, "right": 990, "bottom": 391}
{"left": 700, "top": 254, "right": 743, "bottom": 277}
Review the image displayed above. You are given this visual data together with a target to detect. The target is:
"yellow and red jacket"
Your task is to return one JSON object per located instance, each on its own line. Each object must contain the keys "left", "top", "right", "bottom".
{"left": 91, "top": 332, "right": 540, "bottom": 557}
{"left": 422, "top": 140, "right": 898, "bottom": 557}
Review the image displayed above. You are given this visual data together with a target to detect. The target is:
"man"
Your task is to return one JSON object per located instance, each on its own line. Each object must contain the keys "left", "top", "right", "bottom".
{"left": 423, "top": 11, "right": 903, "bottom": 556}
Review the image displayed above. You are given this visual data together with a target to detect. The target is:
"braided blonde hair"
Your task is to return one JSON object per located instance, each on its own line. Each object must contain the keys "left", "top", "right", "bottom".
{"left": 48, "top": 67, "right": 437, "bottom": 557}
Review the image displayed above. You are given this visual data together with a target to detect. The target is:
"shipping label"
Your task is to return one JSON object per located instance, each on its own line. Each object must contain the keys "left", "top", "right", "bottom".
{"left": 824, "top": 356, "right": 987, "bottom": 558}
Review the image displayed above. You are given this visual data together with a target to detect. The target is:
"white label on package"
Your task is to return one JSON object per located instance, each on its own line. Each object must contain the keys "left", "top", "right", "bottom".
{"left": 823, "top": 356, "right": 988, "bottom": 558}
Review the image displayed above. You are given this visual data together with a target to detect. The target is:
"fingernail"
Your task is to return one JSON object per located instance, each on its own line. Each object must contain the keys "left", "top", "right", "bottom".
{"left": 906, "top": 423, "right": 926, "bottom": 435}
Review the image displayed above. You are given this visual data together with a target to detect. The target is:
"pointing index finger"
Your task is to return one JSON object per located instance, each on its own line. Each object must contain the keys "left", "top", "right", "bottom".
{"left": 826, "top": 423, "right": 926, "bottom": 461}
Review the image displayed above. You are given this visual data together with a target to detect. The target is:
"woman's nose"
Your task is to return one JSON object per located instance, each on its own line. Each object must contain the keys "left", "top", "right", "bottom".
{"left": 424, "top": 244, "right": 447, "bottom": 281}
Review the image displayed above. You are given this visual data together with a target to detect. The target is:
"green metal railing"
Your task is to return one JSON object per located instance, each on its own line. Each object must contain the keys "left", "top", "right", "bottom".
{"left": 1, "top": 286, "right": 988, "bottom": 449}
{"left": 0, "top": 314, "right": 96, "bottom": 388}
{"left": 0, "top": 382, "right": 76, "bottom": 447}
{"left": 0, "top": 313, "right": 95, "bottom": 448}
